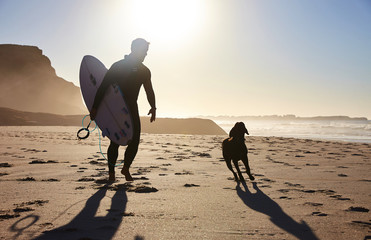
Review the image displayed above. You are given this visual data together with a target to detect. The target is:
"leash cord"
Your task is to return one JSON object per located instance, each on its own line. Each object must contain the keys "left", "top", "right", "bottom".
{"left": 77, "top": 115, "right": 124, "bottom": 167}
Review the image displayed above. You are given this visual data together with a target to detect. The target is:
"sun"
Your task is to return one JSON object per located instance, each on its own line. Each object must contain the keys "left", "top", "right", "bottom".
{"left": 124, "top": 0, "right": 204, "bottom": 47}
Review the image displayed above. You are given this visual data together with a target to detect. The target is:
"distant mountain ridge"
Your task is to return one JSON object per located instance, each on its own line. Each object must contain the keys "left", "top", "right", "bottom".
{"left": 201, "top": 115, "right": 368, "bottom": 121}
{"left": 0, "top": 44, "right": 86, "bottom": 115}
{"left": 0, "top": 107, "right": 227, "bottom": 135}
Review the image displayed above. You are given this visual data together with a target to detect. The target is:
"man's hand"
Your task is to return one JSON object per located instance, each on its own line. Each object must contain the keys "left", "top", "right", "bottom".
{"left": 90, "top": 107, "right": 97, "bottom": 121}
{"left": 147, "top": 108, "right": 156, "bottom": 122}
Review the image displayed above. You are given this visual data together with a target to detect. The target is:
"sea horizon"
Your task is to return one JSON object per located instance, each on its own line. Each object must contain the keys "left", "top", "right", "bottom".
{"left": 208, "top": 116, "right": 371, "bottom": 144}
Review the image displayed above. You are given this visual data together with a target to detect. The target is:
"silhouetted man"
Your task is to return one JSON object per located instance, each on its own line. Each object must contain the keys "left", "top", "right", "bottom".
{"left": 90, "top": 38, "right": 156, "bottom": 182}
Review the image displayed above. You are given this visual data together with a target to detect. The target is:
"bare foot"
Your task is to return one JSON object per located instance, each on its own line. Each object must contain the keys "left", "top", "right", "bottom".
{"left": 121, "top": 166, "right": 134, "bottom": 181}
{"left": 108, "top": 172, "right": 115, "bottom": 183}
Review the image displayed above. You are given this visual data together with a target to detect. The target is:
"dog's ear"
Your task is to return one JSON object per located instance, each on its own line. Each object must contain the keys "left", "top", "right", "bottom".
{"left": 240, "top": 122, "right": 249, "bottom": 135}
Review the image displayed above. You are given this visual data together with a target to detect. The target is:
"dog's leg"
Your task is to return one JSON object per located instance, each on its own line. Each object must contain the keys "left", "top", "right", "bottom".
{"left": 233, "top": 160, "right": 245, "bottom": 182}
{"left": 242, "top": 154, "right": 255, "bottom": 180}
{"left": 224, "top": 157, "right": 238, "bottom": 181}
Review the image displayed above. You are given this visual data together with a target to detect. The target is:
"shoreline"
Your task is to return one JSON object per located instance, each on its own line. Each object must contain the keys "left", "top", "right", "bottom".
{"left": 1, "top": 125, "right": 370, "bottom": 145}
{"left": 216, "top": 122, "right": 371, "bottom": 144}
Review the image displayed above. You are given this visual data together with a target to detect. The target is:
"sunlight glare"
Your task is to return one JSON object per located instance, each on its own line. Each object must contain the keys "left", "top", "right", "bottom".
{"left": 127, "top": 0, "right": 203, "bottom": 47}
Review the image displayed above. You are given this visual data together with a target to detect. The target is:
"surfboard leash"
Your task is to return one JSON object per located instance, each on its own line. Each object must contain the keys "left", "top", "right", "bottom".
{"left": 77, "top": 115, "right": 124, "bottom": 167}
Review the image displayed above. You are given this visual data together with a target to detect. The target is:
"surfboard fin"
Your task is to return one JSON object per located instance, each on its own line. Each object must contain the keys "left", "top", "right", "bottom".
{"left": 102, "top": 128, "right": 110, "bottom": 138}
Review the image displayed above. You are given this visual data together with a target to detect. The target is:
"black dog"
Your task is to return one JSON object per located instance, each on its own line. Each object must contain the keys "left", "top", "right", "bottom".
{"left": 222, "top": 122, "right": 254, "bottom": 181}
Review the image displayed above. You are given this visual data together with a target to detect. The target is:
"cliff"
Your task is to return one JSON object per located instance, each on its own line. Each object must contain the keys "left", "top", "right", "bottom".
{"left": 0, "top": 44, "right": 86, "bottom": 115}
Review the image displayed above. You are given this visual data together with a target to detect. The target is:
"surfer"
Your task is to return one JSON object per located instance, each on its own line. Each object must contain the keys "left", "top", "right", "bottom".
{"left": 90, "top": 38, "right": 156, "bottom": 182}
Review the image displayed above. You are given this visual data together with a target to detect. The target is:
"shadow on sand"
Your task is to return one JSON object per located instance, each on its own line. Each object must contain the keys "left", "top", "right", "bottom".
{"left": 32, "top": 185, "right": 128, "bottom": 240}
{"left": 236, "top": 181, "right": 319, "bottom": 240}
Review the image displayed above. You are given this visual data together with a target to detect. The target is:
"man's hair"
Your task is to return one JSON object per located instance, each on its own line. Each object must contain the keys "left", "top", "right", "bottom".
{"left": 131, "top": 38, "right": 150, "bottom": 52}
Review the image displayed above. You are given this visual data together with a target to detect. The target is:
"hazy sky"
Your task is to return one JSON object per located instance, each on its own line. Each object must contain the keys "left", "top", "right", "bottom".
{"left": 1, "top": 0, "right": 370, "bottom": 118}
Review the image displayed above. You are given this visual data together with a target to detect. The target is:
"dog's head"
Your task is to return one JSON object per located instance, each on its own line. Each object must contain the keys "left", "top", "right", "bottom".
{"left": 229, "top": 122, "right": 249, "bottom": 138}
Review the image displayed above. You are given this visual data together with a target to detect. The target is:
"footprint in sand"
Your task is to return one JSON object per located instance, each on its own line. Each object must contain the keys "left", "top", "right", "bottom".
{"left": 128, "top": 185, "right": 158, "bottom": 193}
{"left": 279, "top": 196, "right": 292, "bottom": 199}
{"left": 329, "top": 195, "right": 351, "bottom": 201}
{"left": 260, "top": 185, "right": 272, "bottom": 188}
{"left": 311, "top": 211, "right": 328, "bottom": 216}
{"left": 77, "top": 177, "right": 95, "bottom": 182}
{"left": 41, "top": 178, "right": 60, "bottom": 182}
{"left": 29, "top": 160, "right": 58, "bottom": 164}
{"left": 285, "top": 182, "right": 303, "bottom": 188}
{"left": 351, "top": 221, "right": 371, "bottom": 229}
{"left": 133, "top": 176, "right": 150, "bottom": 181}
{"left": 254, "top": 173, "right": 265, "bottom": 177}
{"left": 304, "top": 202, "right": 324, "bottom": 207}
{"left": 0, "top": 163, "right": 12, "bottom": 167}
{"left": 261, "top": 178, "right": 276, "bottom": 183}
{"left": 346, "top": 206, "right": 369, "bottom": 212}
{"left": 306, "top": 163, "right": 319, "bottom": 166}
{"left": 8, "top": 200, "right": 50, "bottom": 217}
{"left": 17, "top": 177, "right": 36, "bottom": 181}
{"left": 13, "top": 207, "right": 34, "bottom": 213}
{"left": 89, "top": 160, "right": 105, "bottom": 166}
{"left": 175, "top": 170, "right": 194, "bottom": 175}
{"left": 121, "top": 212, "right": 135, "bottom": 217}
{"left": 0, "top": 210, "right": 20, "bottom": 220}
{"left": 16, "top": 200, "right": 49, "bottom": 207}
{"left": 184, "top": 183, "right": 200, "bottom": 187}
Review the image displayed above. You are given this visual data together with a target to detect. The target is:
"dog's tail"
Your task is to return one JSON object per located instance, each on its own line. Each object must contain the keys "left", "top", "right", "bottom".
{"left": 222, "top": 137, "right": 232, "bottom": 156}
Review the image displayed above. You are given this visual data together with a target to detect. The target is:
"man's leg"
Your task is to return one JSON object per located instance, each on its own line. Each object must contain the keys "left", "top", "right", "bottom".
{"left": 121, "top": 106, "right": 140, "bottom": 181}
{"left": 121, "top": 135, "right": 139, "bottom": 181}
{"left": 108, "top": 141, "right": 119, "bottom": 182}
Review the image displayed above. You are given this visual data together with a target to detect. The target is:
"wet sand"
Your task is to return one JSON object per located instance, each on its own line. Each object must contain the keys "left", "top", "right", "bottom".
{"left": 0, "top": 126, "right": 370, "bottom": 240}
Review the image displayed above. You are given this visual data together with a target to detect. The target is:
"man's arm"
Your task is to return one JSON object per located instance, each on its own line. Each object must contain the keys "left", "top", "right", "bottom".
{"left": 143, "top": 76, "right": 156, "bottom": 122}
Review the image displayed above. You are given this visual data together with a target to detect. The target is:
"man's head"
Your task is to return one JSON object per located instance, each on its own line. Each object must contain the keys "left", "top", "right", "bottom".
{"left": 130, "top": 38, "right": 150, "bottom": 63}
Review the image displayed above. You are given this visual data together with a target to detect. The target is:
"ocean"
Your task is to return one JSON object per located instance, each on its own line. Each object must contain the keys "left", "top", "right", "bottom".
{"left": 212, "top": 118, "right": 371, "bottom": 144}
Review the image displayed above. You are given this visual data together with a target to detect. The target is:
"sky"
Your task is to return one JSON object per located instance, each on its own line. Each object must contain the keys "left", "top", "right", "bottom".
{"left": 0, "top": 0, "right": 370, "bottom": 118}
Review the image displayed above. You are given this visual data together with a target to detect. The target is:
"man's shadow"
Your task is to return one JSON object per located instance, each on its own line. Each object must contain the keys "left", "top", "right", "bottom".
{"left": 236, "top": 181, "right": 319, "bottom": 240}
{"left": 33, "top": 185, "right": 127, "bottom": 240}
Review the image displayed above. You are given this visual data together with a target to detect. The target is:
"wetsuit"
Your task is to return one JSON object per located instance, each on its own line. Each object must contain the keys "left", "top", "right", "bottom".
{"left": 92, "top": 55, "right": 155, "bottom": 172}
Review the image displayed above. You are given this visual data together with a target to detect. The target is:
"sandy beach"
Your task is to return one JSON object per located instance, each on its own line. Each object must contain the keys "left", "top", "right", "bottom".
{"left": 0, "top": 126, "right": 370, "bottom": 240}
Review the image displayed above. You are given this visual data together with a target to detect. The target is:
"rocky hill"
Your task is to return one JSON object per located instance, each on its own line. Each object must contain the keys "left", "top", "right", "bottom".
{"left": 0, "top": 44, "right": 86, "bottom": 115}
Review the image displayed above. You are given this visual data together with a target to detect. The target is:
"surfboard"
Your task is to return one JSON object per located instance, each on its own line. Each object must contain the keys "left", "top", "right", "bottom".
{"left": 79, "top": 55, "right": 133, "bottom": 146}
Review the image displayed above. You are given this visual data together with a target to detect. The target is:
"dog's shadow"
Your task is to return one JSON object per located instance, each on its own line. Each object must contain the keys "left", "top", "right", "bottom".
{"left": 33, "top": 185, "right": 127, "bottom": 240}
{"left": 236, "top": 182, "right": 319, "bottom": 240}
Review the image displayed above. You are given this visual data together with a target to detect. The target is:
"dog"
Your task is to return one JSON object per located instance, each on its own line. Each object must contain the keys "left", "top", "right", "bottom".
{"left": 222, "top": 122, "right": 254, "bottom": 181}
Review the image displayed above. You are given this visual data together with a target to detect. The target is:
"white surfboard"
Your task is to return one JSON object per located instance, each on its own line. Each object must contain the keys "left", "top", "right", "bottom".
{"left": 79, "top": 55, "right": 133, "bottom": 146}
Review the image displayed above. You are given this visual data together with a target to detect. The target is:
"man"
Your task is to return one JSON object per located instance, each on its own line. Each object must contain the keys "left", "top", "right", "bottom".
{"left": 90, "top": 38, "right": 156, "bottom": 182}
